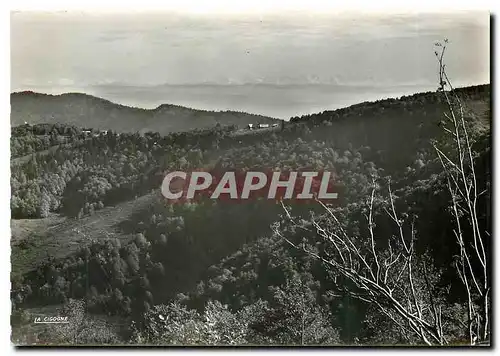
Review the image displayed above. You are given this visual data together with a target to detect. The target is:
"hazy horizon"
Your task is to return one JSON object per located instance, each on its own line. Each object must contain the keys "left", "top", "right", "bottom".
{"left": 11, "top": 11, "right": 490, "bottom": 119}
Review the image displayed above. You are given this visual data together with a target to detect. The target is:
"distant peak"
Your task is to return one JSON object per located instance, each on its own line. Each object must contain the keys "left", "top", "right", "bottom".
{"left": 12, "top": 90, "right": 45, "bottom": 97}
{"left": 155, "top": 103, "right": 174, "bottom": 110}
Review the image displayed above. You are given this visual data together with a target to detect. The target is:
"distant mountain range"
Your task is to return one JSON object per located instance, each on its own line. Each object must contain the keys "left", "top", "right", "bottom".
{"left": 10, "top": 91, "right": 279, "bottom": 135}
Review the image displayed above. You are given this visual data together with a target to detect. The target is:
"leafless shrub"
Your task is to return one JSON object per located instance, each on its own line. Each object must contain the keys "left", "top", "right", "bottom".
{"left": 432, "top": 39, "right": 490, "bottom": 344}
{"left": 274, "top": 40, "right": 490, "bottom": 346}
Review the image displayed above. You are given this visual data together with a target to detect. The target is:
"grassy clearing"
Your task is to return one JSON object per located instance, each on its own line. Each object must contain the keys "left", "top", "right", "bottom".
{"left": 11, "top": 192, "right": 159, "bottom": 275}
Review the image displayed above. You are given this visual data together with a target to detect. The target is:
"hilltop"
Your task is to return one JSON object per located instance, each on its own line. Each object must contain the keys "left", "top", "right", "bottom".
{"left": 10, "top": 91, "right": 279, "bottom": 135}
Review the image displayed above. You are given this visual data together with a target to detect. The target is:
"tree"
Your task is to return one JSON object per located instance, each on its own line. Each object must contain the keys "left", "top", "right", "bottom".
{"left": 158, "top": 234, "right": 168, "bottom": 245}
{"left": 135, "top": 233, "right": 147, "bottom": 249}
{"left": 274, "top": 40, "right": 490, "bottom": 346}
{"left": 432, "top": 39, "right": 490, "bottom": 344}
{"left": 38, "top": 191, "right": 51, "bottom": 218}
{"left": 153, "top": 262, "right": 165, "bottom": 277}
{"left": 50, "top": 299, "right": 85, "bottom": 344}
{"left": 44, "top": 299, "right": 119, "bottom": 345}
{"left": 248, "top": 272, "right": 340, "bottom": 345}
{"left": 274, "top": 184, "right": 451, "bottom": 345}
{"left": 136, "top": 300, "right": 250, "bottom": 345}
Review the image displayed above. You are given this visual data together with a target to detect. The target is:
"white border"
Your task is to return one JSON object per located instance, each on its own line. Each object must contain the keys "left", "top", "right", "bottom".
{"left": 5, "top": 0, "right": 497, "bottom": 12}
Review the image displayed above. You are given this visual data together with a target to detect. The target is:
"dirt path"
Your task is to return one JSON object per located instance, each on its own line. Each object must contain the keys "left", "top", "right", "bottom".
{"left": 11, "top": 192, "right": 159, "bottom": 275}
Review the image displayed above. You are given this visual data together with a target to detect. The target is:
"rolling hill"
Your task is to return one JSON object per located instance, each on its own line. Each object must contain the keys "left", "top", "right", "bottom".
{"left": 10, "top": 91, "right": 279, "bottom": 135}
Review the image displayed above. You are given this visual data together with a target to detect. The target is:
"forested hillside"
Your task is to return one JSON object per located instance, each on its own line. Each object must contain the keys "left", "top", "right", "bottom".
{"left": 11, "top": 84, "right": 491, "bottom": 346}
{"left": 11, "top": 91, "right": 279, "bottom": 135}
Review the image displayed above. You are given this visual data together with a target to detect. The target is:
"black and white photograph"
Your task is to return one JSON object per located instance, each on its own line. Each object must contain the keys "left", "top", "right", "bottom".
{"left": 9, "top": 5, "right": 491, "bottom": 347}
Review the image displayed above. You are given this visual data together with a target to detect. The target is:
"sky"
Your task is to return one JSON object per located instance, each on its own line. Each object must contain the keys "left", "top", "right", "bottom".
{"left": 10, "top": 11, "right": 490, "bottom": 118}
